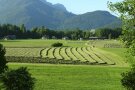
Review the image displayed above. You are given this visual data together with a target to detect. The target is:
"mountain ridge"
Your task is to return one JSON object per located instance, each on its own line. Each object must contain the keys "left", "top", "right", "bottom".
{"left": 0, "top": 0, "right": 121, "bottom": 30}
{"left": 59, "top": 10, "right": 121, "bottom": 29}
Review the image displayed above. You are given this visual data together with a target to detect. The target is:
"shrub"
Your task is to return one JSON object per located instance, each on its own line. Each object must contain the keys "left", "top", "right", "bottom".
{"left": 121, "top": 65, "right": 135, "bottom": 90}
{"left": 51, "top": 42, "right": 63, "bottom": 47}
{"left": 0, "top": 44, "right": 8, "bottom": 74}
{"left": 1, "top": 67, "right": 35, "bottom": 90}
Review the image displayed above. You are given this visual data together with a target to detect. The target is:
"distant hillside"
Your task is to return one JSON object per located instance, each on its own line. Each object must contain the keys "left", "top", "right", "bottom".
{"left": 0, "top": 0, "right": 121, "bottom": 29}
{"left": 59, "top": 11, "right": 121, "bottom": 29}
{"left": 0, "top": 0, "right": 74, "bottom": 29}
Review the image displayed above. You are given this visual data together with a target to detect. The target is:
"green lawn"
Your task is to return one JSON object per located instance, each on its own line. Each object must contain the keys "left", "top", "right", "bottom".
{"left": 8, "top": 63, "right": 129, "bottom": 90}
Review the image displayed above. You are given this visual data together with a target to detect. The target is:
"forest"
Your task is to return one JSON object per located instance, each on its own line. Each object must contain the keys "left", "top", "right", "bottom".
{"left": 0, "top": 24, "right": 122, "bottom": 40}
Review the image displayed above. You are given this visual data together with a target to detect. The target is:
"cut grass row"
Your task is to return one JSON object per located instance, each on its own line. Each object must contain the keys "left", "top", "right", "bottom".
{"left": 6, "top": 48, "right": 43, "bottom": 57}
{"left": 41, "top": 47, "right": 117, "bottom": 65}
{"left": 66, "top": 47, "right": 79, "bottom": 60}
{"left": 90, "top": 47, "right": 115, "bottom": 65}
{"left": 4, "top": 46, "right": 127, "bottom": 65}
{"left": 54, "top": 48, "right": 63, "bottom": 60}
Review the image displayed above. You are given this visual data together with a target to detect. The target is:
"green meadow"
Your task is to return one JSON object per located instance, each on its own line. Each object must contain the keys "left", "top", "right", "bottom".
{"left": 0, "top": 39, "right": 130, "bottom": 90}
{"left": 8, "top": 63, "right": 129, "bottom": 90}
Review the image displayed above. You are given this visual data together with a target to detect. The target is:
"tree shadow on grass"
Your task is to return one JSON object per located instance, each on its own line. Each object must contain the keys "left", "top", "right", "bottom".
{"left": 0, "top": 40, "right": 21, "bottom": 42}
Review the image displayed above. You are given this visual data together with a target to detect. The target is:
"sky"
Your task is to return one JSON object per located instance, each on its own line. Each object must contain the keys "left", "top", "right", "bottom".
{"left": 47, "top": 0, "right": 123, "bottom": 14}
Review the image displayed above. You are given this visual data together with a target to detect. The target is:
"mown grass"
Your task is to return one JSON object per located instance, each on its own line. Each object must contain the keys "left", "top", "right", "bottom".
{"left": 88, "top": 40, "right": 123, "bottom": 48}
{"left": 5, "top": 48, "right": 43, "bottom": 57}
{"left": 8, "top": 63, "right": 129, "bottom": 90}
{"left": 101, "top": 48, "right": 127, "bottom": 60}
{"left": 0, "top": 39, "right": 87, "bottom": 47}
{"left": 102, "top": 48, "right": 128, "bottom": 64}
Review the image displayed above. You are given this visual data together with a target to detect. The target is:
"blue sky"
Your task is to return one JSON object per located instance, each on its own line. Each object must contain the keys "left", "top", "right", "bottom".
{"left": 47, "top": 0, "right": 123, "bottom": 14}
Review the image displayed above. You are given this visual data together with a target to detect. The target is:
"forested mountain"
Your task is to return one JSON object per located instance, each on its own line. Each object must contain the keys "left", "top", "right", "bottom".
{"left": 59, "top": 11, "right": 121, "bottom": 29}
{"left": 0, "top": 0, "right": 121, "bottom": 29}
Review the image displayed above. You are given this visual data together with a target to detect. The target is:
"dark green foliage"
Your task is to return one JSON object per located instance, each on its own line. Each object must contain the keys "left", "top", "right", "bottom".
{"left": 51, "top": 42, "right": 63, "bottom": 47}
{"left": 0, "top": 24, "right": 26, "bottom": 39}
{"left": 0, "top": 44, "right": 8, "bottom": 74}
{"left": 95, "top": 28, "right": 122, "bottom": 39}
{"left": 0, "top": 24, "right": 122, "bottom": 39}
{"left": 5, "top": 56, "right": 106, "bottom": 65}
{"left": 121, "top": 65, "right": 135, "bottom": 90}
{"left": 1, "top": 67, "right": 35, "bottom": 90}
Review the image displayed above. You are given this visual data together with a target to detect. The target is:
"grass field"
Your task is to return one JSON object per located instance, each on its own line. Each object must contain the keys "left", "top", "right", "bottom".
{"left": 87, "top": 40, "right": 123, "bottom": 48}
{"left": 0, "top": 39, "right": 131, "bottom": 90}
{"left": 0, "top": 39, "right": 87, "bottom": 47}
{"left": 8, "top": 63, "right": 129, "bottom": 90}
{"left": 2, "top": 39, "right": 128, "bottom": 66}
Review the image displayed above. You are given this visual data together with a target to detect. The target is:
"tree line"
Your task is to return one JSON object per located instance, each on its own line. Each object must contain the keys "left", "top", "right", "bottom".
{"left": 0, "top": 24, "right": 122, "bottom": 40}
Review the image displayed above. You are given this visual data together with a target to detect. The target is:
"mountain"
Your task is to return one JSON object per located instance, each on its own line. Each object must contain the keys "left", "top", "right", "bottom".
{"left": 59, "top": 11, "right": 121, "bottom": 29}
{"left": 0, "top": 0, "right": 121, "bottom": 30}
{"left": 40, "top": 0, "right": 67, "bottom": 12}
{"left": 0, "top": 0, "right": 74, "bottom": 29}
{"left": 53, "top": 3, "right": 67, "bottom": 12}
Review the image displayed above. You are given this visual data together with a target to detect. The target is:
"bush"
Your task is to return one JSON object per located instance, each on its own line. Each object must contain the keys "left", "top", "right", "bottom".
{"left": 0, "top": 44, "right": 8, "bottom": 74}
{"left": 51, "top": 42, "right": 63, "bottom": 47}
{"left": 121, "top": 65, "right": 135, "bottom": 90}
{"left": 1, "top": 67, "right": 35, "bottom": 90}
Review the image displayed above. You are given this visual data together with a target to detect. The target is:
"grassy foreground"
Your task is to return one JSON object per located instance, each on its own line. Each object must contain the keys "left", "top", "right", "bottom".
{"left": 8, "top": 63, "right": 129, "bottom": 90}
{"left": 0, "top": 39, "right": 131, "bottom": 89}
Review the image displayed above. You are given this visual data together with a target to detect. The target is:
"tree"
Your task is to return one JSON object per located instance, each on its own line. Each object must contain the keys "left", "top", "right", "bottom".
{"left": 108, "top": 0, "right": 135, "bottom": 57}
{"left": 108, "top": 0, "right": 135, "bottom": 48}
{"left": 95, "top": 28, "right": 121, "bottom": 39}
{"left": 108, "top": 0, "right": 135, "bottom": 89}
{"left": 1, "top": 67, "right": 35, "bottom": 90}
{"left": 0, "top": 44, "right": 8, "bottom": 74}
{"left": 20, "top": 24, "right": 26, "bottom": 33}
